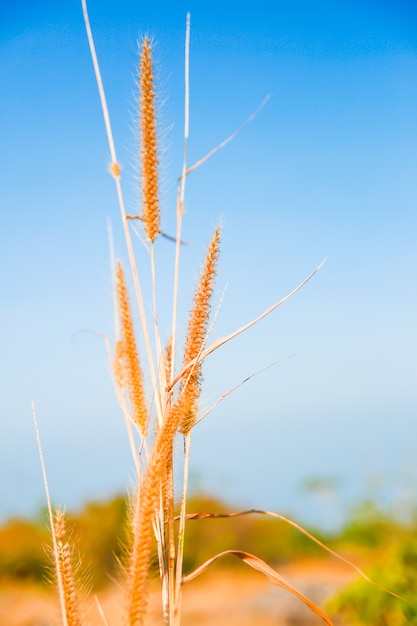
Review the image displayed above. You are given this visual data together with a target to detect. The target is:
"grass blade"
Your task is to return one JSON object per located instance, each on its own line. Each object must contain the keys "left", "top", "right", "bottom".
{"left": 168, "top": 258, "right": 326, "bottom": 391}
{"left": 182, "top": 549, "right": 334, "bottom": 625}
{"left": 183, "top": 508, "right": 407, "bottom": 603}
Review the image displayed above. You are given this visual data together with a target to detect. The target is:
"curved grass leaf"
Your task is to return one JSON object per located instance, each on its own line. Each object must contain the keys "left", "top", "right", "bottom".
{"left": 183, "top": 509, "right": 407, "bottom": 603}
{"left": 182, "top": 549, "right": 334, "bottom": 625}
{"left": 168, "top": 259, "right": 326, "bottom": 392}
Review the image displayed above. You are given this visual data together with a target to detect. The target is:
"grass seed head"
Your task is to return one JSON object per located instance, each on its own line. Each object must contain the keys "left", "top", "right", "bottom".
{"left": 180, "top": 227, "right": 221, "bottom": 434}
{"left": 54, "top": 511, "right": 82, "bottom": 626}
{"left": 116, "top": 261, "right": 148, "bottom": 435}
{"left": 139, "top": 37, "right": 160, "bottom": 243}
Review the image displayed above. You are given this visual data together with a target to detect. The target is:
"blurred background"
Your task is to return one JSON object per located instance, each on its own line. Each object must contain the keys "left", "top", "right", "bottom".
{"left": 1, "top": 0, "right": 417, "bottom": 532}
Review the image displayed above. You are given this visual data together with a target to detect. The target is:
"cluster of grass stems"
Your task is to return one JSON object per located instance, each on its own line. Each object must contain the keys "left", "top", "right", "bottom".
{"left": 32, "top": 2, "right": 402, "bottom": 625}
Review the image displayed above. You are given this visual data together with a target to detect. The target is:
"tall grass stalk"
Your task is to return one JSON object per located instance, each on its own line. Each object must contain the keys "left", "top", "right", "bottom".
{"left": 38, "top": 3, "right": 350, "bottom": 625}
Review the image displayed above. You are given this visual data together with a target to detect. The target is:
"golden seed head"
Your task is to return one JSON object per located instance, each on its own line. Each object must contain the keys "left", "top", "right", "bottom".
{"left": 54, "top": 511, "right": 82, "bottom": 626}
{"left": 126, "top": 398, "right": 185, "bottom": 626}
{"left": 180, "top": 227, "right": 221, "bottom": 434}
{"left": 139, "top": 37, "right": 160, "bottom": 243}
{"left": 116, "top": 261, "right": 148, "bottom": 435}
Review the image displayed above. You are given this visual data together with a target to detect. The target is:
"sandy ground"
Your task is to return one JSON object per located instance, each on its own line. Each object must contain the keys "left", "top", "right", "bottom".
{"left": 0, "top": 558, "right": 359, "bottom": 626}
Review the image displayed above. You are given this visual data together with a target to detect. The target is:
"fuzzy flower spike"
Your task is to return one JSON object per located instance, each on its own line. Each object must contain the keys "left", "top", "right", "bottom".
{"left": 139, "top": 37, "right": 160, "bottom": 243}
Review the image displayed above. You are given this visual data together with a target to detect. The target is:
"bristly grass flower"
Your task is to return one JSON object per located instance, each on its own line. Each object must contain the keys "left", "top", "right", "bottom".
{"left": 35, "top": 4, "right": 343, "bottom": 626}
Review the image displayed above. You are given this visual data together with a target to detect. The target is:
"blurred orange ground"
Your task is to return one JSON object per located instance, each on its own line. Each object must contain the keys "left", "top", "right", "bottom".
{"left": 0, "top": 558, "right": 358, "bottom": 626}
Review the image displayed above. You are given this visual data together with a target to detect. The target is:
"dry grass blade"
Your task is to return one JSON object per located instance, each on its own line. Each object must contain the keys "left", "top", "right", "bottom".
{"left": 182, "top": 549, "right": 334, "bottom": 626}
{"left": 195, "top": 355, "right": 294, "bottom": 426}
{"left": 33, "top": 404, "right": 70, "bottom": 626}
{"left": 183, "top": 509, "right": 407, "bottom": 603}
{"left": 81, "top": 0, "right": 118, "bottom": 168}
{"left": 181, "top": 95, "right": 271, "bottom": 179}
{"left": 168, "top": 258, "right": 326, "bottom": 392}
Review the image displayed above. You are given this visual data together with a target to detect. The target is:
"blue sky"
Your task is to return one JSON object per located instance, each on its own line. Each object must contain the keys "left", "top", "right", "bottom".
{"left": 1, "top": 0, "right": 417, "bottom": 529}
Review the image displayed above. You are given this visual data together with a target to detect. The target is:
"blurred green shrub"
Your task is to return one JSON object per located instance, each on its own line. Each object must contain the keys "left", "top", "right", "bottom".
{"left": 0, "top": 518, "right": 50, "bottom": 582}
{"left": 327, "top": 533, "right": 417, "bottom": 624}
{"left": 336, "top": 499, "right": 399, "bottom": 548}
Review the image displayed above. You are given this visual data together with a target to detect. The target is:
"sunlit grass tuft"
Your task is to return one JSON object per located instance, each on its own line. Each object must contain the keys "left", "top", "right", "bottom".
{"left": 30, "top": 2, "right": 362, "bottom": 625}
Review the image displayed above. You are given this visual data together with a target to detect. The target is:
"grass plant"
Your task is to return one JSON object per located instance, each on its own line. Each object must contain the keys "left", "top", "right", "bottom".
{"left": 32, "top": 2, "right": 394, "bottom": 625}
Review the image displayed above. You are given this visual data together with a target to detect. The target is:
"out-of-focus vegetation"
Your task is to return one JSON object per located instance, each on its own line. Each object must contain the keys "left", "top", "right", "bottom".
{"left": 326, "top": 500, "right": 417, "bottom": 625}
{"left": 66, "top": 494, "right": 129, "bottom": 588}
{"left": 0, "top": 493, "right": 326, "bottom": 589}
{"left": 0, "top": 494, "right": 128, "bottom": 589}
{"left": 327, "top": 537, "right": 417, "bottom": 625}
{"left": 0, "top": 517, "right": 50, "bottom": 582}
{"left": 1, "top": 490, "right": 417, "bottom": 615}
{"left": 336, "top": 499, "right": 402, "bottom": 548}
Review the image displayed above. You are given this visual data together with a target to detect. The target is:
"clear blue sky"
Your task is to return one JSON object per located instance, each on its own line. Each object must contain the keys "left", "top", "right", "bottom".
{"left": 1, "top": 0, "right": 416, "bottom": 529}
